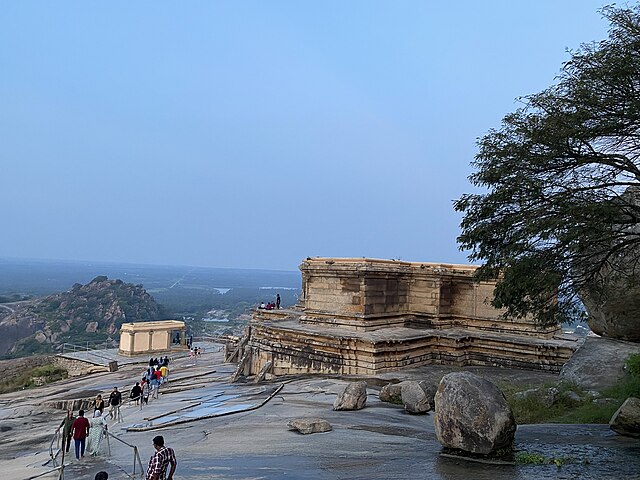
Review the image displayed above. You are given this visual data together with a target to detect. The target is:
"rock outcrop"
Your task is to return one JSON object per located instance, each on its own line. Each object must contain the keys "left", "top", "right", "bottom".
{"left": 583, "top": 287, "right": 640, "bottom": 342}
{"left": 333, "top": 381, "right": 367, "bottom": 411}
{"left": 610, "top": 397, "right": 640, "bottom": 438}
{"left": 560, "top": 336, "right": 640, "bottom": 391}
{"left": 0, "top": 276, "right": 165, "bottom": 356}
{"left": 434, "top": 372, "right": 516, "bottom": 455}
{"left": 580, "top": 188, "right": 640, "bottom": 342}
{"left": 287, "top": 418, "right": 332, "bottom": 434}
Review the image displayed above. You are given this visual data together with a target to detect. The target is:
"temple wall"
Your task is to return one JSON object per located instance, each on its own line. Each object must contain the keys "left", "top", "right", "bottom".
{"left": 119, "top": 320, "right": 187, "bottom": 356}
{"left": 362, "top": 276, "right": 410, "bottom": 316}
{"left": 119, "top": 332, "right": 133, "bottom": 352}
{"left": 134, "top": 333, "right": 149, "bottom": 352}
{"left": 245, "top": 258, "right": 573, "bottom": 378}
{"left": 152, "top": 331, "right": 169, "bottom": 350}
{"left": 247, "top": 321, "right": 575, "bottom": 376}
{"left": 304, "top": 275, "right": 365, "bottom": 317}
{"left": 406, "top": 276, "right": 443, "bottom": 317}
{"left": 297, "top": 258, "right": 558, "bottom": 336}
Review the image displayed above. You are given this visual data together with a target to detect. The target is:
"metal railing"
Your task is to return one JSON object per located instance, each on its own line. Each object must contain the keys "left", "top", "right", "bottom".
{"left": 105, "top": 429, "right": 145, "bottom": 478}
{"left": 37, "top": 423, "right": 144, "bottom": 480}
{"left": 59, "top": 343, "right": 117, "bottom": 363}
{"left": 60, "top": 341, "right": 115, "bottom": 353}
{"left": 30, "top": 427, "right": 66, "bottom": 480}
{"left": 47, "top": 428, "right": 62, "bottom": 467}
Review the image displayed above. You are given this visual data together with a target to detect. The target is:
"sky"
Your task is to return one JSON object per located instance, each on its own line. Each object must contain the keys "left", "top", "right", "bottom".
{"left": 0, "top": 1, "right": 613, "bottom": 271}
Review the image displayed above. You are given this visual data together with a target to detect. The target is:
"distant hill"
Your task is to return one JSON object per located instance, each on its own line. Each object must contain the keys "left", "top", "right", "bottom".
{"left": 0, "top": 258, "right": 302, "bottom": 356}
{"left": 0, "top": 276, "right": 166, "bottom": 358}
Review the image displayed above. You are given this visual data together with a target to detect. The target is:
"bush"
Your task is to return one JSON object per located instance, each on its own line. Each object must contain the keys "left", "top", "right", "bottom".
{"left": 503, "top": 371, "right": 640, "bottom": 425}
{"left": 626, "top": 353, "right": 640, "bottom": 377}
{"left": 0, "top": 363, "right": 67, "bottom": 393}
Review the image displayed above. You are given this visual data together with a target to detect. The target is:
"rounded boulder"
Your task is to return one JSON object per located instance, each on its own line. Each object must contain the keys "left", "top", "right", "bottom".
{"left": 433, "top": 372, "right": 516, "bottom": 455}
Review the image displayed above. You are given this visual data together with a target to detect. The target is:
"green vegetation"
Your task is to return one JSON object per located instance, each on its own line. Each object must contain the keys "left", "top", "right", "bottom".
{"left": 455, "top": 5, "right": 640, "bottom": 324}
{"left": 515, "top": 452, "right": 584, "bottom": 468}
{"left": 627, "top": 353, "right": 640, "bottom": 377}
{"left": 515, "top": 452, "right": 547, "bottom": 465}
{"left": 0, "top": 364, "right": 67, "bottom": 394}
{"left": 504, "top": 353, "right": 640, "bottom": 424}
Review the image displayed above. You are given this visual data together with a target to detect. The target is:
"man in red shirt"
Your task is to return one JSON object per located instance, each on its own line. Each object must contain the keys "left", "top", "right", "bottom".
{"left": 70, "top": 409, "right": 91, "bottom": 459}
{"left": 146, "top": 435, "right": 177, "bottom": 480}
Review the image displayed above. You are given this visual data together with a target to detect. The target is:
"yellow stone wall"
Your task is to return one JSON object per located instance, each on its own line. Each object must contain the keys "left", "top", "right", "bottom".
{"left": 298, "top": 258, "right": 557, "bottom": 336}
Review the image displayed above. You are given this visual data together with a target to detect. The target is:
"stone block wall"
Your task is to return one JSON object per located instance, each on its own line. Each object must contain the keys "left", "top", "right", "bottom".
{"left": 248, "top": 321, "right": 576, "bottom": 376}
{"left": 297, "top": 258, "right": 559, "bottom": 337}
{"left": 54, "top": 356, "right": 109, "bottom": 377}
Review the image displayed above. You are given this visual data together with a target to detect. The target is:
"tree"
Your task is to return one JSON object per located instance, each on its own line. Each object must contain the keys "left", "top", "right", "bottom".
{"left": 454, "top": 5, "right": 640, "bottom": 326}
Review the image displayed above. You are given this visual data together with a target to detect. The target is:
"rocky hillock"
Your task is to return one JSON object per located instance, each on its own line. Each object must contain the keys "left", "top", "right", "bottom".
{"left": 0, "top": 276, "right": 166, "bottom": 357}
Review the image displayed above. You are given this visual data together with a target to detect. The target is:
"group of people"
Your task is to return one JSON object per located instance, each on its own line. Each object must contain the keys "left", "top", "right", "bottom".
{"left": 128, "top": 356, "right": 171, "bottom": 405}
{"left": 149, "top": 356, "right": 170, "bottom": 368}
{"left": 59, "top": 408, "right": 106, "bottom": 460}
{"left": 59, "top": 387, "right": 125, "bottom": 460}
{"left": 93, "top": 386, "right": 123, "bottom": 420}
{"left": 259, "top": 293, "right": 281, "bottom": 310}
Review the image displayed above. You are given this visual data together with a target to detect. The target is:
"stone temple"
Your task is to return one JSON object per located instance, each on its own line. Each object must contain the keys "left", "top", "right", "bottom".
{"left": 244, "top": 258, "right": 580, "bottom": 377}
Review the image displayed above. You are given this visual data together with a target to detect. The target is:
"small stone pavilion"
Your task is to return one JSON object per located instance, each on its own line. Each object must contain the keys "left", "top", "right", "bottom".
{"left": 246, "top": 258, "right": 580, "bottom": 376}
{"left": 119, "top": 320, "right": 188, "bottom": 356}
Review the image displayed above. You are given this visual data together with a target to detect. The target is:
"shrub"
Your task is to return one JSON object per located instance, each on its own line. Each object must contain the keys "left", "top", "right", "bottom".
{"left": 626, "top": 353, "right": 640, "bottom": 377}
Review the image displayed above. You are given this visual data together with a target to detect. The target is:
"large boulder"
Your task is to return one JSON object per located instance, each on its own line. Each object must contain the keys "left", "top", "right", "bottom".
{"left": 434, "top": 372, "right": 516, "bottom": 455}
{"left": 560, "top": 336, "right": 640, "bottom": 391}
{"left": 401, "top": 381, "right": 436, "bottom": 414}
{"left": 583, "top": 287, "right": 640, "bottom": 342}
{"left": 333, "top": 381, "right": 367, "bottom": 411}
{"left": 579, "top": 185, "right": 640, "bottom": 342}
{"left": 287, "top": 418, "right": 332, "bottom": 435}
{"left": 610, "top": 397, "right": 640, "bottom": 438}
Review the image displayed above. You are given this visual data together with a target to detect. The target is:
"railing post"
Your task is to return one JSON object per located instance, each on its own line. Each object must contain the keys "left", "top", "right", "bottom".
{"left": 136, "top": 447, "right": 144, "bottom": 478}
{"left": 59, "top": 442, "right": 65, "bottom": 480}
{"left": 133, "top": 446, "right": 138, "bottom": 475}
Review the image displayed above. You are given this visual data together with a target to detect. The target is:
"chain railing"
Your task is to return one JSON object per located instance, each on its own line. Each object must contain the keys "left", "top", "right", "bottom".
{"left": 36, "top": 421, "right": 144, "bottom": 479}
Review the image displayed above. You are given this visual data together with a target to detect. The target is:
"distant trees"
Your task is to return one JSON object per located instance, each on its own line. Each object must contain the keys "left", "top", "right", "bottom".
{"left": 454, "top": 5, "right": 640, "bottom": 325}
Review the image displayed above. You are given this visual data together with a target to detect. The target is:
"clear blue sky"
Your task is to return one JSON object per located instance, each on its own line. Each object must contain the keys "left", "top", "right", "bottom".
{"left": 0, "top": 1, "right": 611, "bottom": 271}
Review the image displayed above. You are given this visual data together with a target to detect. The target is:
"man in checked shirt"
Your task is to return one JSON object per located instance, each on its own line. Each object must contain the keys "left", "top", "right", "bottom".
{"left": 146, "top": 435, "right": 177, "bottom": 480}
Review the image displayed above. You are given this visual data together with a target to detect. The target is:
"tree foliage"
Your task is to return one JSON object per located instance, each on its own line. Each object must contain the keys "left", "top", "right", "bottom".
{"left": 454, "top": 5, "right": 640, "bottom": 325}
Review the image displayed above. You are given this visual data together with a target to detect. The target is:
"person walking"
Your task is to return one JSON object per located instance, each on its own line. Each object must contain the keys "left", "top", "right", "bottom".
{"left": 94, "top": 395, "right": 105, "bottom": 415}
{"left": 150, "top": 374, "right": 160, "bottom": 400}
{"left": 130, "top": 382, "right": 143, "bottom": 405}
{"left": 159, "top": 364, "right": 169, "bottom": 383}
{"left": 70, "top": 409, "right": 90, "bottom": 460}
{"left": 146, "top": 435, "right": 177, "bottom": 480}
{"left": 58, "top": 410, "right": 74, "bottom": 454}
{"left": 108, "top": 387, "right": 122, "bottom": 421}
{"left": 86, "top": 411, "right": 108, "bottom": 456}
